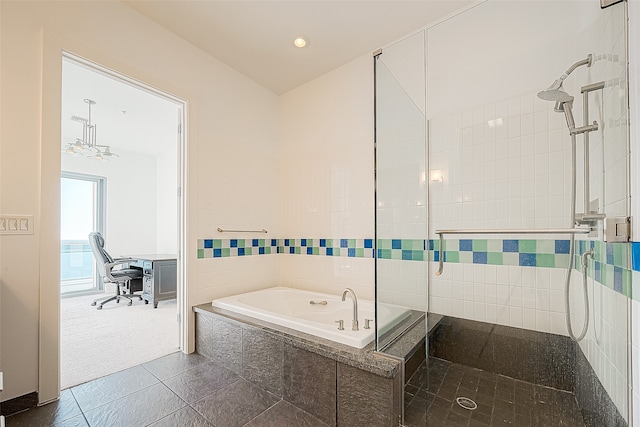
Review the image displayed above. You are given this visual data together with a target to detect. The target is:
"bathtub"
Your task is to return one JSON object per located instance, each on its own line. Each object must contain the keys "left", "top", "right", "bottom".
{"left": 212, "top": 287, "right": 412, "bottom": 349}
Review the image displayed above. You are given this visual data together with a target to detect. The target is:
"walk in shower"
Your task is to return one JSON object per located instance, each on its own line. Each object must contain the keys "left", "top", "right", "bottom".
{"left": 374, "top": 1, "right": 631, "bottom": 426}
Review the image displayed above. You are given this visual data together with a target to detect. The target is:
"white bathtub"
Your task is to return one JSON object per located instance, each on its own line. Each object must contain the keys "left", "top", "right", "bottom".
{"left": 211, "top": 287, "right": 411, "bottom": 349}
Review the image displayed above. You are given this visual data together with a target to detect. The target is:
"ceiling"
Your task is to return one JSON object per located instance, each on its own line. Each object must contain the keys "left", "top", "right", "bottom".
{"left": 62, "top": 1, "right": 476, "bottom": 158}
{"left": 62, "top": 58, "right": 180, "bottom": 157}
{"left": 124, "top": 0, "right": 477, "bottom": 95}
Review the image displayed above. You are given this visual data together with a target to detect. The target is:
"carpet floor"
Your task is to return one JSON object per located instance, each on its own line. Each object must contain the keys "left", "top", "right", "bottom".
{"left": 60, "top": 292, "right": 179, "bottom": 390}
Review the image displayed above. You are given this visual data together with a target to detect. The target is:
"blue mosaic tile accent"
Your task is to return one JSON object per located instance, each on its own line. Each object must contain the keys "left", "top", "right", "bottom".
{"left": 633, "top": 242, "right": 640, "bottom": 271}
{"left": 555, "top": 240, "right": 570, "bottom": 254}
{"left": 503, "top": 240, "right": 519, "bottom": 252}
{"left": 459, "top": 239, "right": 473, "bottom": 251}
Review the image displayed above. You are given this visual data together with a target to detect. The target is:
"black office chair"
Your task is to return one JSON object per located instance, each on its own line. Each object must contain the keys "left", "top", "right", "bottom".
{"left": 88, "top": 231, "right": 143, "bottom": 310}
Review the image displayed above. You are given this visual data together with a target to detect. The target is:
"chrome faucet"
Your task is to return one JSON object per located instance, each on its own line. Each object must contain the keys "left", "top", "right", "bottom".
{"left": 341, "top": 288, "right": 359, "bottom": 331}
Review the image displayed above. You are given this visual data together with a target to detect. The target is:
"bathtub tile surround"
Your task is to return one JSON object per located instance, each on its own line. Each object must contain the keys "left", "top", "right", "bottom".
{"left": 193, "top": 305, "right": 403, "bottom": 427}
{"left": 211, "top": 317, "right": 243, "bottom": 375}
{"left": 283, "top": 345, "right": 337, "bottom": 426}
{"left": 242, "top": 327, "right": 284, "bottom": 396}
{"left": 337, "top": 362, "right": 402, "bottom": 426}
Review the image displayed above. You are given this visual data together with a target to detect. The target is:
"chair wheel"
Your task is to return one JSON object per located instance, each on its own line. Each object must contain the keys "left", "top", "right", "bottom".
{"left": 91, "top": 302, "right": 96, "bottom": 306}
{"left": 97, "top": 306, "right": 102, "bottom": 310}
{"left": 127, "top": 301, "right": 132, "bottom": 306}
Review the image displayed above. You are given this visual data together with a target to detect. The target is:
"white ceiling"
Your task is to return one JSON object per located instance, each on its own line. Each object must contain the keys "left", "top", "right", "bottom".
{"left": 62, "top": 1, "right": 476, "bottom": 157}
{"left": 62, "top": 59, "right": 180, "bottom": 157}
{"left": 124, "top": 0, "right": 477, "bottom": 95}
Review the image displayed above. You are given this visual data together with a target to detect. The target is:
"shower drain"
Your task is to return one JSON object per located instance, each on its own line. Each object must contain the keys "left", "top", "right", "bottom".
{"left": 455, "top": 396, "right": 478, "bottom": 411}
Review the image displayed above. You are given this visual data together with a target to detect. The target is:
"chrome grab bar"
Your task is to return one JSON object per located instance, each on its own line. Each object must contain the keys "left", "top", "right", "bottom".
{"left": 309, "top": 300, "right": 328, "bottom": 305}
{"left": 217, "top": 227, "right": 267, "bottom": 233}
{"left": 434, "top": 227, "right": 592, "bottom": 276}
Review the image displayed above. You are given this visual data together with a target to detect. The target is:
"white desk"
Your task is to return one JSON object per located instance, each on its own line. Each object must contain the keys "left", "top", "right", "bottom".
{"left": 127, "top": 254, "right": 177, "bottom": 308}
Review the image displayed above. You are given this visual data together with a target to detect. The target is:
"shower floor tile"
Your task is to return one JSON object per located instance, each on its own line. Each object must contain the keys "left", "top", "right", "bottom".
{"left": 404, "top": 357, "right": 586, "bottom": 427}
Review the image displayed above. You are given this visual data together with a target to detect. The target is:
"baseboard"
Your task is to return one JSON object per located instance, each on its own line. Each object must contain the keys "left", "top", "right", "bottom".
{"left": 0, "top": 392, "right": 38, "bottom": 417}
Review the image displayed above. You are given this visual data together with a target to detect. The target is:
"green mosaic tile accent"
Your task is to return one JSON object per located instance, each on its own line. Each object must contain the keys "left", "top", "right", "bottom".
{"left": 487, "top": 252, "right": 503, "bottom": 265}
{"left": 519, "top": 240, "right": 537, "bottom": 253}
{"left": 472, "top": 240, "right": 487, "bottom": 252}
{"left": 536, "top": 254, "right": 555, "bottom": 268}
{"left": 197, "top": 249, "right": 204, "bottom": 259}
{"left": 446, "top": 251, "right": 460, "bottom": 263}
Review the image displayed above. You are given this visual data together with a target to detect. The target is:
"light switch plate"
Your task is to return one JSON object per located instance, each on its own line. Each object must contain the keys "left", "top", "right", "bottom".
{"left": 0, "top": 215, "right": 34, "bottom": 235}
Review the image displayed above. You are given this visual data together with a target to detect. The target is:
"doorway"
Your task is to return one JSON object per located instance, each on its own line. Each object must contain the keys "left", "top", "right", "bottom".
{"left": 59, "top": 54, "right": 184, "bottom": 389}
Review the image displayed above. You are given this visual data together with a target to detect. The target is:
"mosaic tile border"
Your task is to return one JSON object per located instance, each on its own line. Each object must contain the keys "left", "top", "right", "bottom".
{"left": 197, "top": 237, "right": 634, "bottom": 298}
{"left": 197, "top": 238, "right": 377, "bottom": 259}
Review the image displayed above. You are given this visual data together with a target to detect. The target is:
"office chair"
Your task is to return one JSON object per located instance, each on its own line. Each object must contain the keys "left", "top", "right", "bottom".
{"left": 88, "top": 231, "right": 143, "bottom": 310}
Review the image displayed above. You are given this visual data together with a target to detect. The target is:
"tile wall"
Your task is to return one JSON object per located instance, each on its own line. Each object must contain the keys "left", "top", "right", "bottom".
{"left": 427, "top": 1, "right": 630, "bottom": 418}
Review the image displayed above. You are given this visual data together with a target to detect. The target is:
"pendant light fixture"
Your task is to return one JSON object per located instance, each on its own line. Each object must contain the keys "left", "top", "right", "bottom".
{"left": 64, "top": 99, "right": 119, "bottom": 161}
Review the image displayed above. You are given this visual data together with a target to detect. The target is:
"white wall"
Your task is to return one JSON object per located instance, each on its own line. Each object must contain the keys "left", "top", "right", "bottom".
{"left": 156, "top": 147, "right": 178, "bottom": 254}
{"left": 0, "top": 0, "right": 280, "bottom": 402}
{"left": 62, "top": 149, "right": 158, "bottom": 256}
{"left": 278, "top": 55, "right": 374, "bottom": 300}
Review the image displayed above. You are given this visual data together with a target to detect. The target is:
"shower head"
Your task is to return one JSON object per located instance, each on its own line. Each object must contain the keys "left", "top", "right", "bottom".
{"left": 537, "top": 54, "right": 591, "bottom": 132}
{"left": 537, "top": 78, "right": 574, "bottom": 103}
{"left": 537, "top": 54, "right": 592, "bottom": 103}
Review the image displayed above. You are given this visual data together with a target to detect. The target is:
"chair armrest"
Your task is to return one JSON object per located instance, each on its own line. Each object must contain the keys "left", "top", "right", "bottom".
{"left": 104, "top": 260, "right": 136, "bottom": 282}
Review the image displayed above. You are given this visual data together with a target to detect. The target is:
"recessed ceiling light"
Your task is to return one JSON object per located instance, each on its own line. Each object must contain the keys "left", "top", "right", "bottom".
{"left": 293, "top": 36, "right": 309, "bottom": 48}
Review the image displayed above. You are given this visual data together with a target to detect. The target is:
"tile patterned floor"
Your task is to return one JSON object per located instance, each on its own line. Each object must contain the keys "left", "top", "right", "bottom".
{"left": 6, "top": 351, "right": 588, "bottom": 426}
{"left": 5, "top": 352, "right": 330, "bottom": 427}
{"left": 404, "top": 357, "right": 586, "bottom": 427}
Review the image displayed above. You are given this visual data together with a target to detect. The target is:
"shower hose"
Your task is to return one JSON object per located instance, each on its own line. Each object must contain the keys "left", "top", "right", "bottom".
{"left": 565, "top": 133, "right": 591, "bottom": 342}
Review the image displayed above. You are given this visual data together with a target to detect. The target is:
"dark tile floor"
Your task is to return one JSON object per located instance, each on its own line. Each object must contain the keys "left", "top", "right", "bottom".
{"left": 5, "top": 352, "right": 330, "bottom": 427}
{"left": 404, "top": 357, "right": 586, "bottom": 427}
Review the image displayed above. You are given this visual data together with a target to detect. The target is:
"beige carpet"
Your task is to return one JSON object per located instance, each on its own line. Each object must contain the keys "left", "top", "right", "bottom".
{"left": 60, "top": 293, "right": 179, "bottom": 389}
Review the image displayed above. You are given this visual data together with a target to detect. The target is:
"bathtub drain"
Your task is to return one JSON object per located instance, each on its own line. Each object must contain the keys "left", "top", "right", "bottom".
{"left": 455, "top": 397, "right": 477, "bottom": 411}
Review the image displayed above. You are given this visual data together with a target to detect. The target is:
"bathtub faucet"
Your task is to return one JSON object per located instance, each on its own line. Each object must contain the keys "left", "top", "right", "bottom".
{"left": 341, "top": 288, "right": 359, "bottom": 331}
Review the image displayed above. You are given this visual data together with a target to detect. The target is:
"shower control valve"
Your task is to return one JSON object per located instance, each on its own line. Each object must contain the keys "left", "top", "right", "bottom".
{"left": 334, "top": 320, "right": 344, "bottom": 331}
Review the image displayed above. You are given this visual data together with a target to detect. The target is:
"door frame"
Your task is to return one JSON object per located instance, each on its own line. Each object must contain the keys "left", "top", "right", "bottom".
{"left": 39, "top": 37, "right": 191, "bottom": 404}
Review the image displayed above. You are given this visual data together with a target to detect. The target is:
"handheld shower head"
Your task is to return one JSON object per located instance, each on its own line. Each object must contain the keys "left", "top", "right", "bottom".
{"left": 537, "top": 54, "right": 592, "bottom": 133}
{"left": 537, "top": 79, "right": 573, "bottom": 103}
{"left": 537, "top": 54, "right": 592, "bottom": 103}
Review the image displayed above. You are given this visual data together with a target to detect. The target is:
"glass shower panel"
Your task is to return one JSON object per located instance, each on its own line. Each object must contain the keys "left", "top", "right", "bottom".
{"left": 425, "top": 1, "right": 630, "bottom": 425}
{"left": 374, "top": 55, "right": 427, "bottom": 351}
